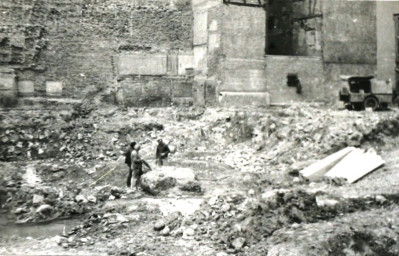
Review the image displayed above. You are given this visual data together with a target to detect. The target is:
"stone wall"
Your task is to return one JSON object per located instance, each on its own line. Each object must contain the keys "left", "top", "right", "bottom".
{"left": 0, "top": 0, "right": 193, "bottom": 105}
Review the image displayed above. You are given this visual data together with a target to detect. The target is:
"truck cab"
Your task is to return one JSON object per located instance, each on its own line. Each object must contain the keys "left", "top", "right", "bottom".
{"left": 339, "top": 76, "right": 393, "bottom": 111}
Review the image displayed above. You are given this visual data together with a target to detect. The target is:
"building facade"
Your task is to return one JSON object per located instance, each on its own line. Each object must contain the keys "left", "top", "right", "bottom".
{"left": 0, "top": 0, "right": 398, "bottom": 107}
{"left": 193, "top": 0, "right": 397, "bottom": 106}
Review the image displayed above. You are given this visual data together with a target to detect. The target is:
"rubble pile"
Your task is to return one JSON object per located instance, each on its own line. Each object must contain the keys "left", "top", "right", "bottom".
{"left": 57, "top": 201, "right": 165, "bottom": 250}
{"left": 0, "top": 169, "right": 135, "bottom": 223}
{"left": 0, "top": 159, "right": 131, "bottom": 223}
{"left": 166, "top": 189, "right": 399, "bottom": 254}
{"left": 0, "top": 109, "right": 166, "bottom": 162}
{"left": 56, "top": 212, "right": 140, "bottom": 249}
{"left": 212, "top": 106, "right": 399, "bottom": 177}
{"left": 2, "top": 104, "right": 399, "bottom": 255}
{"left": 265, "top": 207, "right": 399, "bottom": 256}
{"left": 0, "top": 183, "right": 94, "bottom": 223}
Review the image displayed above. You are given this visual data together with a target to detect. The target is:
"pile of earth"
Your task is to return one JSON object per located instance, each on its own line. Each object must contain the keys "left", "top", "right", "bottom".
{"left": 264, "top": 206, "right": 399, "bottom": 256}
{"left": 0, "top": 108, "right": 165, "bottom": 162}
{"left": 210, "top": 105, "right": 399, "bottom": 178}
{"left": 172, "top": 189, "right": 399, "bottom": 254}
{"left": 56, "top": 188, "right": 399, "bottom": 255}
{"left": 0, "top": 159, "right": 136, "bottom": 223}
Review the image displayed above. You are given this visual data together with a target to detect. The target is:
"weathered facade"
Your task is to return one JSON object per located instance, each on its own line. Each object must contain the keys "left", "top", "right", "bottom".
{"left": 0, "top": 0, "right": 194, "bottom": 107}
{"left": 193, "top": 0, "right": 397, "bottom": 106}
{"left": 0, "top": 0, "right": 398, "bottom": 107}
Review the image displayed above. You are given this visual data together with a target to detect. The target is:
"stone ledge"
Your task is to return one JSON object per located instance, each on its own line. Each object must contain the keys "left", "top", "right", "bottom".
{"left": 218, "top": 91, "right": 270, "bottom": 107}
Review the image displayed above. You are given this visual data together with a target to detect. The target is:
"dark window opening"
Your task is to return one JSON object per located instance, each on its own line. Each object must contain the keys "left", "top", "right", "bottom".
{"left": 266, "top": 0, "right": 322, "bottom": 56}
{"left": 287, "top": 73, "right": 302, "bottom": 94}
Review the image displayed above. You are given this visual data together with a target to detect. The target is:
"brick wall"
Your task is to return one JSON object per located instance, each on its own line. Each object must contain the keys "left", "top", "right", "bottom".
{"left": 0, "top": 0, "right": 193, "bottom": 102}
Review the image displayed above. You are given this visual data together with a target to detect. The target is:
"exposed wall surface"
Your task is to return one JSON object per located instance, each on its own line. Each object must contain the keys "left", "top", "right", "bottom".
{"left": 265, "top": 55, "right": 324, "bottom": 104}
{"left": 0, "top": 0, "right": 383, "bottom": 107}
{"left": 0, "top": 0, "right": 193, "bottom": 103}
{"left": 218, "top": 3, "right": 268, "bottom": 106}
{"left": 323, "top": 0, "right": 376, "bottom": 64}
{"left": 115, "top": 52, "right": 193, "bottom": 106}
{"left": 222, "top": 4, "right": 266, "bottom": 59}
{"left": 376, "top": 1, "right": 399, "bottom": 84}
{"left": 192, "top": 0, "right": 216, "bottom": 106}
{"left": 117, "top": 77, "right": 192, "bottom": 107}
{"left": 221, "top": 58, "right": 266, "bottom": 92}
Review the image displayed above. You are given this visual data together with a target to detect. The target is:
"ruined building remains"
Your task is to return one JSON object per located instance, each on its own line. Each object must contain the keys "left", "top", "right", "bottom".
{"left": 0, "top": 0, "right": 398, "bottom": 107}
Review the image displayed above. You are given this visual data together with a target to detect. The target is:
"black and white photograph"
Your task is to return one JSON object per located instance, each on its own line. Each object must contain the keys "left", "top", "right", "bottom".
{"left": 0, "top": 0, "right": 399, "bottom": 255}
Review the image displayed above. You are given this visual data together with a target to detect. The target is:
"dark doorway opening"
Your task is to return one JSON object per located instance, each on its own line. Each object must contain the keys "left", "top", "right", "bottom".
{"left": 266, "top": 0, "right": 322, "bottom": 56}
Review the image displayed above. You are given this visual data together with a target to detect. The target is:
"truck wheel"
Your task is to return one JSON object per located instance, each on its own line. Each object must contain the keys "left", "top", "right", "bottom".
{"left": 363, "top": 97, "right": 379, "bottom": 111}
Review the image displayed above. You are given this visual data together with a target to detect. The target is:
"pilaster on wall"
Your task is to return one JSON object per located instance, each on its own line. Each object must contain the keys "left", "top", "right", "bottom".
{"left": 193, "top": 0, "right": 268, "bottom": 107}
{"left": 192, "top": 0, "right": 223, "bottom": 106}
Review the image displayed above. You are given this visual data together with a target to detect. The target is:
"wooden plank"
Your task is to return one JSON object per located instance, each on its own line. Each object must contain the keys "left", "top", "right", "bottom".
{"left": 324, "top": 149, "right": 385, "bottom": 183}
{"left": 299, "top": 147, "right": 355, "bottom": 181}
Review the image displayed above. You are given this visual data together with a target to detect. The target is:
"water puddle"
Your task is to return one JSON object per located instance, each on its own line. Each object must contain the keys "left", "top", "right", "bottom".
{"left": 0, "top": 218, "right": 81, "bottom": 239}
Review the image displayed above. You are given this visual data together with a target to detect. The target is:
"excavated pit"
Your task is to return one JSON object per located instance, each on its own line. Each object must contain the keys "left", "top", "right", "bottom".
{"left": 1, "top": 104, "right": 399, "bottom": 255}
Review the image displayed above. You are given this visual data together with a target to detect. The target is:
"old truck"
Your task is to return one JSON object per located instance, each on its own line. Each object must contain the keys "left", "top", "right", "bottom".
{"left": 339, "top": 76, "right": 394, "bottom": 111}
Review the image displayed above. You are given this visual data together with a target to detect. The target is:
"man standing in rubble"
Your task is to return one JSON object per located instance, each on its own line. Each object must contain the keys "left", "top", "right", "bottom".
{"left": 125, "top": 142, "right": 136, "bottom": 188}
{"left": 130, "top": 143, "right": 151, "bottom": 190}
{"left": 156, "top": 139, "right": 171, "bottom": 166}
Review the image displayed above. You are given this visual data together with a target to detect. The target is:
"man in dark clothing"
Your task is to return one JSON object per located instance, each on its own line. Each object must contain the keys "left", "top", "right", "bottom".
{"left": 125, "top": 142, "right": 136, "bottom": 188}
{"left": 156, "top": 139, "right": 170, "bottom": 166}
{"left": 131, "top": 144, "right": 151, "bottom": 189}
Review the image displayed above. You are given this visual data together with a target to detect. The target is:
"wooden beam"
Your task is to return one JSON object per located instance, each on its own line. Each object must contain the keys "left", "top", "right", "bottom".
{"left": 223, "top": 0, "right": 266, "bottom": 8}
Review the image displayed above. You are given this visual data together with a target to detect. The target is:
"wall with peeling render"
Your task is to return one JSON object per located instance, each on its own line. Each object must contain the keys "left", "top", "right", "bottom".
{"left": 0, "top": 0, "right": 193, "bottom": 105}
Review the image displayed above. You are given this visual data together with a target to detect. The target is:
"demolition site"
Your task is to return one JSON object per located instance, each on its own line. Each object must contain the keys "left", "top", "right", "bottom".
{"left": 1, "top": 0, "right": 399, "bottom": 255}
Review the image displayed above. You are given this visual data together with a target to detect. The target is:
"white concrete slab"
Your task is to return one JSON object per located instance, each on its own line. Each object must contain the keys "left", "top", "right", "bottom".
{"left": 300, "top": 147, "right": 355, "bottom": 181}
{"left": 324, "top": 148, "right": 385, "bottom": 183}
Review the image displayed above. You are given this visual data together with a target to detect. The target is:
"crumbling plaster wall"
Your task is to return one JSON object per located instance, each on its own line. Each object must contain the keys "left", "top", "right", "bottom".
{"left": 0, "top": 0, "right": 193, "bottom": 106}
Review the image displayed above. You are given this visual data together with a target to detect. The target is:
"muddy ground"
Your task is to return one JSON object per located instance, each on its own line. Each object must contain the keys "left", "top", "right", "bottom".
{"left": 1, "top": 103, "right": 399, "bottom": 256}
